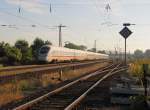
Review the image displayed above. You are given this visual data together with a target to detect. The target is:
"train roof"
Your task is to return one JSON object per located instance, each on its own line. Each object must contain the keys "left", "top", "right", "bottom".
{"left": 41, "top": 45, "right": 108, "bottom": 56}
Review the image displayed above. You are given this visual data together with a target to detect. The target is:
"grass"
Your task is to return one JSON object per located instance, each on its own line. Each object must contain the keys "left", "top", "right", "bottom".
{"left": 19, "top": 79, "right": 41, "bottom": 91}
{"left": 129, "top": 58, "right": 150, "bottom": 77}
{"left": 62, "top": 63, "right": 108, "bottom": 80}
{"left": 0, "top": 64, "right": 3, "bottom": 68}
{"left": 0, "top": 78, "right": 41, "bottom": 106}
{"left": 40, "top": 72, "right": 61, "bottom": 87}
{"left": 0, "top": 83, "right": 22, "bottom": 106}
{"left": 0, "top": 62, "right": 108, "bottom": 107}
{"left": 39, "top": 62, "right": 108, "bottom": 87}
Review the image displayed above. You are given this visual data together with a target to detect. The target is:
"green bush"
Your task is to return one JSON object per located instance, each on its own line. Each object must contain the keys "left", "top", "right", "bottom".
{"left": 15, "top": 40, "right": 33, "bottom": 64}
{"left": 0, "top": 42, "right": 22, "bottom": 65}
{"left": 5, "top": 46, "right": 22, "bottom": 64}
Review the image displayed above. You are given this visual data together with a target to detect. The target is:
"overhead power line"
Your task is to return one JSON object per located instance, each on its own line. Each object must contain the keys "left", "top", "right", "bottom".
{"left": 0, "top": 24, "right": 36, "bottom": 28}
{"left": 0, "top": 10, "right": 55, "bottom": 30}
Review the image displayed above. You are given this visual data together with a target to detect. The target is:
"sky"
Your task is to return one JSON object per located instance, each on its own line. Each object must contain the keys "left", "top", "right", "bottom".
{"left": 0, "top": 0, "right": 150, "bottom": 53}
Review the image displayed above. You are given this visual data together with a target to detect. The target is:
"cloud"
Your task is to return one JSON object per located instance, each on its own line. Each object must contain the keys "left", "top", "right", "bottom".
{"left": 5, "top": 0, "right": 46, "bottom": 14}
{"left": 0, "top": 11, "right": 6, "bottom": 16}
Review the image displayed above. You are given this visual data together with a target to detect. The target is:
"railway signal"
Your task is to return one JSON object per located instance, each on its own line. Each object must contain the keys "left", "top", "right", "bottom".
{"left": 119, "top": 23, "right": 134, "bottom": 65}
{"left": 120, "top": 27, "right": 132, "bottom": 39}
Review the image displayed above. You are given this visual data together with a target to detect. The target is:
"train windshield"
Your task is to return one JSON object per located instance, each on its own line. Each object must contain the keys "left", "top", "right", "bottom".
{"left": 40, "top": 46, "right": 50, "bottom": 54}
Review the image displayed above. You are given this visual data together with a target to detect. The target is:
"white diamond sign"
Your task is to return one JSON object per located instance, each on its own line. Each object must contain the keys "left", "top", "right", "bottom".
{"left": 119, "top": 27, "right": 132, "bottom": 39}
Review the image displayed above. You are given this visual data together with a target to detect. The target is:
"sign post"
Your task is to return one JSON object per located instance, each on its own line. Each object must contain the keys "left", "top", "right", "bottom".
{"left": 119, "top": 24, "right": 133, "bottom": 65}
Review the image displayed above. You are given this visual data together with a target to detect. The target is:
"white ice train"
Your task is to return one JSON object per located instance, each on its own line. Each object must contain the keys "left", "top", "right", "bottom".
{"left": 38, "top": 45, "right": 109, "bottom": 62}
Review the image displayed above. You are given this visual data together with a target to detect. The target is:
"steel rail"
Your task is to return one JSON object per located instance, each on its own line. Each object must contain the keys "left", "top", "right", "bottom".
{"left": 0, "top": 60, "right": 109, "bottom": 72}
{"left": 64, "top": 65, "right": 127, "bottom": 110}
{"left": 12, "top": 63, "right": 115, "bottom": 110}
{"left": 0, "top": 62, "right": 80, "bottom": 72}
{"left": 0, "top": 63, "right": 63, "bottom": 72}
{"left": 0, "top": 61, "right": 107, "bottom": 81}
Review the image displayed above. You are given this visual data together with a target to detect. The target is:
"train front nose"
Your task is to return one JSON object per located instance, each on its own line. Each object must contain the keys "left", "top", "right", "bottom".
{"left": 38, "top": 54, "right": 48, "bottom": 61}
{"left": 38, "top": 46, "right": 50, "bottom": 62}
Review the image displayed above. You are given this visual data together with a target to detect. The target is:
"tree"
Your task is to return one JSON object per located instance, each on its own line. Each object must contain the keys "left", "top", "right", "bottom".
{"left": 98, "top": 50, "right": 106, "bottom": 54}
{"left": 0, "top": 42, "right": 10, "bottom": 57}
{"left": 79, "top": 45, "right": 87, "bottom": 50}
{"left": 31, "top": 38, "right": 45, "bottom": 60}
{"left": 15, "top": 40, "right": 33, "bottom": 64}
{"left": 4, "top": 46, "right": 22, "bottom": 64}
{"left": 0, "top": 42, "right": 8, "bottom": 64}
{"left": 15, "top": 40, "right": 29, "bottom": 52}
{"left": 0, "top": 42, "right": 7, "bottom": 57}
{"left": 0, "top": 42, "right": 22, "bottom": 65}
{"left": 64, "top": 42, "right": 87, "bottom": 50}
{"left": 144, "top": 49, "right": 150, "bottom": 58}
{"left": 64, "top": 43, "right": 77, "bottom": 49}
{"left": 22, "top": 47, "right": 33, "bottom": 64}
{"left": 44, "top": 40, "right": 52, "bottom": 45}
{"left": 88, "top": 48, "right": 96, "bottom": 52}
{"left": 134, "top": 49, "right": 143, "bottom": 59}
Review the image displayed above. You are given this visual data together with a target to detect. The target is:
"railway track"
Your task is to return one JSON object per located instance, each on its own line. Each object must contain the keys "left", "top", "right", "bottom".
{"left": 74, "top": 68, "right": 126, "bottom": 110}
{"left": 0, "top": 60, "right": 108, "bottom": 73}
{"left": 0, "top": 61, "right": 101, "bottom": 74}
{"left": 9, "top": 63, "right": 127, "bottom": 110}
{"left": 0, "top": 63, "right": 64, "bottom": 73}
{"left": 0, "top": 60, "right": 108, "bottom": 83}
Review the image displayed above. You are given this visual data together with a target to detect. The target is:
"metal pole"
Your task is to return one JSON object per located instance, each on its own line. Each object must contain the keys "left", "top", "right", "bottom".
{"left": 59, "top": 25, "right": 62, "bottom": 47}
{"left": 58, "top": 24, "right": 66, "bottom": 47}
{"left": 125, "top": 38, "right": 127, "bottom": 65}
{"left": 94, "top": 40, "right": 96, "bottom": 52}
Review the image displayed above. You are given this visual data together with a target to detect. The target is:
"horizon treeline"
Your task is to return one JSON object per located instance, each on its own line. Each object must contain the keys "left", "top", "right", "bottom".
{"left": 0, "top": 37, "right": 150, "bottom": 66}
